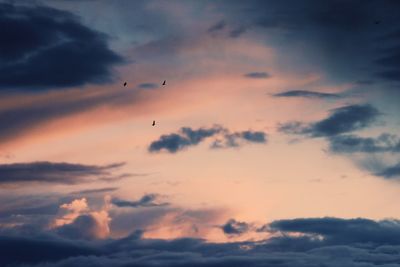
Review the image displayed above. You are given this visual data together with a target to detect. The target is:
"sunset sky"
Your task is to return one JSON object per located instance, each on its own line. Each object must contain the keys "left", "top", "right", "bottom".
{"left": 1, "top": 1, "right": 400, "bottom": 266}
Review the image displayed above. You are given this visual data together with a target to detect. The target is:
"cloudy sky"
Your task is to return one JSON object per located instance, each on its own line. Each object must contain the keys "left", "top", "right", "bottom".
{"left": 1, "top": 0, "right": 400, "bottom": 266}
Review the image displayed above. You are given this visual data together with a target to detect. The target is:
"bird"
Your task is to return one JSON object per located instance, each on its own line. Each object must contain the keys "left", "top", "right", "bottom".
{"left": 123, "top": 82, "right": 127, "bottom": 87}
{"left": 374, "top": 20, "right": 381, "bottom": 25}
{"left": 162, "top": 80, "right": 166, "bottom": 85}
{"left": 152, "top": 120, "right": 156, "bottom": 126}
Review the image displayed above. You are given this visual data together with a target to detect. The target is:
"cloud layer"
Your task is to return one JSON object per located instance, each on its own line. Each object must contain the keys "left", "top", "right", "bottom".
{"left": 3, "top": 216, "right": 400, "bottom": 266}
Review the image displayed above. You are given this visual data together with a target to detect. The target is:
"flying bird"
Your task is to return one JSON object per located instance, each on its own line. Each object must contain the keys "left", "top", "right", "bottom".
{"left": 374, "top": 20, "right": 381, "bottom": 25}
{"left": 152, "top": 120, "right": 156, "bottom": 126}
{"left": 162, "top": 80, "right": 166, "bottom": 85}
{"left": 123, "top": 82, "right": 127, "bottom": 87}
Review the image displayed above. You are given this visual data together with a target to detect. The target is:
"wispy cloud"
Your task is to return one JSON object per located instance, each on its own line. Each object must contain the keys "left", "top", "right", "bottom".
{"left": 273, "top": 90, "right": 342, "bottom": 99}
{"left": 0, "top": 162, "right": 126, "bottom": 186}
{"left": 244, "top": 72, "right": 270, "bottom": 79}
{"left": 137, "top": 83, "right": 159, "bottom": 90}
{"left": 112, "top": 194, "right": 169, "bottom": 208}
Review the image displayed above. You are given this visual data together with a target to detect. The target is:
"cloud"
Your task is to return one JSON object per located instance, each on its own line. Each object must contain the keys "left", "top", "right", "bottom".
{"left": 5, "top": 216, "right": 400, "bottom": 266}
{"left": 268, "top": 217, "right": 400, "bottom": 246}
{"left": 56, "top": 211, "right": 110, "bottom": 240}
{"left": 279, "top": 104, "right": 380, "bottom": 137}
{"left": 375, "top": 41, "right": 400, "bottom": 82}
{"left": 207, "top": 20, "right": 226, "bottom": 33}
{"left": 0, "top": 235, "right": 99, "bottom": 266}
{"left": 70, "top": 187, "right": 119, "bottom": 195}
{"left": 376, "top": 162, "right": 400, "bottom": 179}
{"left": 137, "top": 83, "right": 159, "bottom": 90}
{"left": 212, "top": 131, "right": 267, "bottom": 149}
{"left": 217, "top": 0, "right": 400, "bottom": 85}
{"left": 273, "top": 90, "right": 342, "bottom": 99}
{"left": 149, "top": 126, "right": 267, "bottom": 153}
{"left": 221, "top": 219, "right": 250, "bottom": 235}
{"left": 328, "top": 134, "right": 400, "bottom": 154}
{"left": 0, "top": 85, "right": 144, "bottom": 143}
{"left": 0, "top": 3, "right": 122, "bottom": 90}
{"left": 112, "top": 194, "right": 169, "bottom": 208}
{"left": 244, "top": 72, "right": 270, "bottom": 79}
{"left": 148, "top": 126, "right": 224, "bottom": 153}
{"left": 0, "top": 161, "right": 125, "bottom": 186}
{"left": 52, "top": 197, "right": 111, "bottom": 240}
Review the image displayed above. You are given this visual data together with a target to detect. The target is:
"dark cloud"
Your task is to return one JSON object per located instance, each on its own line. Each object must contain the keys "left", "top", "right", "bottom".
{"left": 375, "top": 42, "right": 400, "bottom": 82}
{"left": 70, "top": 187, "right": 119, "bottom": 195}
{"left": 218, "top": 0, "right": 400, "bottom": 84}
{"left": 0, "top": 235, "right": 99, "bottom": 266}
{"left": 148, "top": 126, "right": 223, "bottom": 153}
{"left": 212, "top": 131, "right": 267, "bottom": 149}
{"left": 244, "top": 72, "right": 270, "bottom": 79}
{"left": 268, "top": 217, "right": 400, "bottom": 246}
{"left": 56, "top": 214, "right": 105, "bottom": 240}
{"left": 0, "top": 3, "right": 122, "bottom": 90}
{"left": 149, "top": 133, "right": 192, "bottom": 153}
{"left": 137, "top": 83, "right": 159, "bottom": 90}
{"left": 207, "top": 20, "right": 226, "bottom": 33}
{"left": 279, "top": 104, "right": 380, "bottom": 137}
{"left": 5, "top": 216, "right": 400, "bottom": 266}
{"left": 376, "top": 162, "right": 400, "bottom": 179}
{"left": 273, "top": 90, "right": 342, "bottom": 99}
{"left": 149, "top": 126, "right": 267, "bottom": 153}
{"left": 221, "top": 219, "right": 250, "bottom": 235}
{"left": 241, "top": 131, "right": 267, "bottom": 143}
{"left": 0, "top": 161, "right": 125, "bottom": 186}
{"left": 329, "top": 133, "right": 400, "bottom": 153}
{"left": 112, "top": 194, "right": 169, "bottom": 208}
{"left": 230, "top": 26, "right": 248, "bottom": 38}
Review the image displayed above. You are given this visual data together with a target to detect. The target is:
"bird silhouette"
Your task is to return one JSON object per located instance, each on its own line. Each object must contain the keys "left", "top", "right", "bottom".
{"left": 374, "top": 20, "right": 381, "bottom": 25}
{"left": 124, "top": 82, "right": 127, "bottom": 87}
{"left": 152, "top": 120, "right": 156, "bottom": 126}
{"left": 162, "top": 80, "right": 166, "bottom": 85}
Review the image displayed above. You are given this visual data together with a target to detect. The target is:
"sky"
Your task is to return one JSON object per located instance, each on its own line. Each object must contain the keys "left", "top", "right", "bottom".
{"left": 1, "top": 0, "right": 400, "bottom": 266}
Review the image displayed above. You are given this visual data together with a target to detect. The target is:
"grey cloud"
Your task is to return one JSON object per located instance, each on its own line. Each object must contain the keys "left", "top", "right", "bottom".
{"left": 0, "top": 161, "right": 125, "bottom": 186}
{"left": 244, "top": 72, "right": 270, "bottom": 79}
{"left": 138, "top": 83, "right": 159, "bottom": 90}
{"left": 0, "top": 3, "right": 123, "bottom": 90}
{"left": 112, "top": 194, "right": 169, "bottom": 208}
{"left": 221, "top": 219, "right": 251, "bottom": 235}
{"left": 279, "top": 104, "right": 380, "bottom": 137}
{"left": 329, "top": 134, "right": 400, "bottom": 153}
{"left": 273, "top": 90, "right": 342, "bottom": 99}
{"left": 149, "top": 126, "right": 267, "bottom": 153}
{"left": 376, "top": 162, "right": 400, "bottom": 179}
{"left": 5, "top": 216, "right": 400, "bottom": 266}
